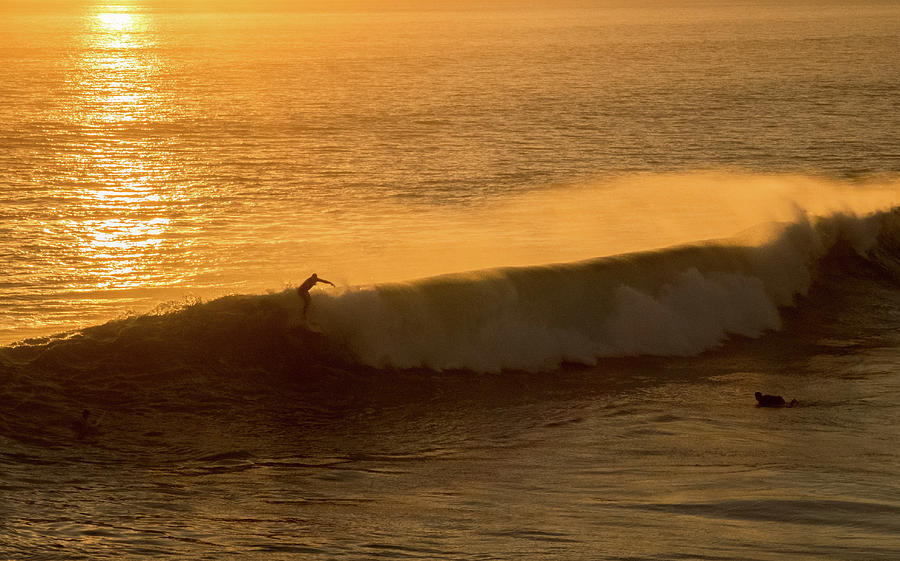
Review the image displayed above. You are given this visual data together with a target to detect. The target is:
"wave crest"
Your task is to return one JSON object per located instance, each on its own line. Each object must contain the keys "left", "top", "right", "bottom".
{"left": 314, "top": 210, "right": 898, "bottom": 372}
{"left": 4, "top": 209, "right": 898, "bottom": 376}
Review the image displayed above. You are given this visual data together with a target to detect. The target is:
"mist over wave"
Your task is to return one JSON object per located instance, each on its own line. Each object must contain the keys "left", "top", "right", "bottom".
{"left": 5, "top": 207, "right": 898, "bottom": 381}
{"left": 317, "top": 209, "right": 899, "bottom": 371}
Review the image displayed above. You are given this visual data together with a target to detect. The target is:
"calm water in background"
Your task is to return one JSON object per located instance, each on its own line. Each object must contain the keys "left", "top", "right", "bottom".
{"left": 2, "top": 1, "right": 900, "bottom": 559}
{"left": 2, "top": 0, "right": 899, "bottom": 341}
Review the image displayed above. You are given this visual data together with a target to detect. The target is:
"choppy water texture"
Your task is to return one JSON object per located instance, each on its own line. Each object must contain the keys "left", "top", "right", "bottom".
{"left": 2, "top": 1, "right": 900, "bottom": 559}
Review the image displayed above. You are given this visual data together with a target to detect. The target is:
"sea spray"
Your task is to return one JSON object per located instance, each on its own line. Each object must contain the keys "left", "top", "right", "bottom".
{"left": 314, "top": 210, "right": 898, "bottom": 372}
{"left": 4, "top": 209, "right": 899, "bottom": 375}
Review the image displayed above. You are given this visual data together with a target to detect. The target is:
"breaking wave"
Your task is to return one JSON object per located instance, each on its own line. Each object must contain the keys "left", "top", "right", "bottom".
{"left": 314, "top": 209, "right": 899, "bottom": 371}
{"left": 3, "top": 209, "right": 898, "bottom": 377}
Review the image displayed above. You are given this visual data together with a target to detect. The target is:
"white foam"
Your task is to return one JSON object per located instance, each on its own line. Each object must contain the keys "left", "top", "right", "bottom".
{"left": 313, "top": 210, "right": 896, "bottom": 372}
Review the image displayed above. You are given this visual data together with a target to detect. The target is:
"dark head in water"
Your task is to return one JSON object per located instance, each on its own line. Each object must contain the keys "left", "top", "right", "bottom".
{"left": 75, "top": 409, "right": 101, "bottom": 440}
{"left": 755, "top": 392, "right": 798, "bottom": 407}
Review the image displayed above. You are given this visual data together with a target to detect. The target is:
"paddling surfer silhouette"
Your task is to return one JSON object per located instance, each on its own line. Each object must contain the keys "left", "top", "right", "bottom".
{"left": 755, "top": 392, "right": 798, "bottom": 408}
{"left": 297, "top": 273, "right": 334, "bottom": 318}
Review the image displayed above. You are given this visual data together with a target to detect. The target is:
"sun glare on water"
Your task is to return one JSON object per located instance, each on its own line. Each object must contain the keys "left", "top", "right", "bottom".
{"left": 43, "top": 5, "right": 188, "bottom": 296}
{"left": 96, "top": 11, "right": 134, "bottom": 32}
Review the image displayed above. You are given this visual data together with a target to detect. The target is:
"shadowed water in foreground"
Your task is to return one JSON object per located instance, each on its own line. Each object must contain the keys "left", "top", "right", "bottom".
{"left": 3, "top": 211, "right": 900, "bottom": 559}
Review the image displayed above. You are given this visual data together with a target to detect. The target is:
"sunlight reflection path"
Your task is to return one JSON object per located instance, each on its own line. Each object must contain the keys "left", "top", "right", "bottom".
{"left": 57, "top": 5, "right": 186, "bottom": 294}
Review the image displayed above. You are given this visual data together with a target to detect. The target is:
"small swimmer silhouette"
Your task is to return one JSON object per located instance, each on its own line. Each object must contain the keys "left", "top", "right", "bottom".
{"left": 297, "top": 273, "right": 334, "bottom": 318}
{"left": 755, "top": 392, "right": 798, "bottom": 408}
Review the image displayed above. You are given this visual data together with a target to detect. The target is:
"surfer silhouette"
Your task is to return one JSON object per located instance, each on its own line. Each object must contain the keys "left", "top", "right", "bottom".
{"left": 297, "top": 273, "right": 334, "bottom": 318}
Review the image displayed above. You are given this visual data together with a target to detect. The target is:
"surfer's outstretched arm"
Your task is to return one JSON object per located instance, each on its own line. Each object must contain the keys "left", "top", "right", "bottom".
{"left": 299, "top": 273, "right": 333, "bottom": 292}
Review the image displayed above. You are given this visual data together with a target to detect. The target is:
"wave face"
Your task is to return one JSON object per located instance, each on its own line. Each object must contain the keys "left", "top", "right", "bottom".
{"left": 2, "top": 209, "right": 899, "bottom": 383}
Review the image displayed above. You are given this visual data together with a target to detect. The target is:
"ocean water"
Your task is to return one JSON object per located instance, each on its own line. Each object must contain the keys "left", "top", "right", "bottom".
{"left": 2, "top": 1, "right": 900, "bottom": 559}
